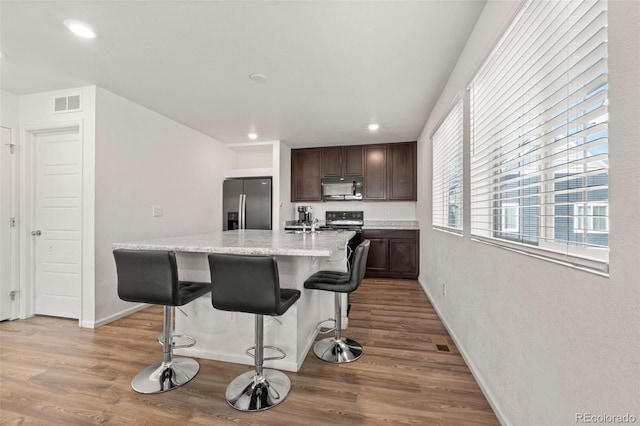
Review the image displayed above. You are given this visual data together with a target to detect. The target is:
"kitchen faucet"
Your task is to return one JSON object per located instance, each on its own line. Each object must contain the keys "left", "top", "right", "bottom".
{"left": 298, "top": 217, "right": 318, "bottom": 234}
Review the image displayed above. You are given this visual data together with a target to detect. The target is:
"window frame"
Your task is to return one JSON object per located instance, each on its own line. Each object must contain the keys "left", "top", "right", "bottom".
{"left": 432, "top": 97, "right": 464, "bottom": 233}
{"left": 467, "top": 0, "right": 609, "bottom": 275}
{"left": 574, "top": 203, "right": 609, "bottom": 234}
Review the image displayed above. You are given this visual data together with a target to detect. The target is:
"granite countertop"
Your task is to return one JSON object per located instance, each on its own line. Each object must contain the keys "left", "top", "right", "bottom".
{"left": 362, "top": 220, "right": 419, "bottom": 230}
{"left": 112, "top": 229, "right": 355, "bottom": 257}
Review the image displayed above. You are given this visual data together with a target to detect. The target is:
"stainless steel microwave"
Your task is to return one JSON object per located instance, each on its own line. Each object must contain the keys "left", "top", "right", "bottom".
{"left": 321, "top": 176, "right": 364, "bottom": 201}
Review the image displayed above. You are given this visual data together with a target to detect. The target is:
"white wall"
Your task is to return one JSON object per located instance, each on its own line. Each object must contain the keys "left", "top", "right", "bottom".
{"left": 1, "top": 90, "right": 20, "bottom": 320}
{"left": 295, "top": 201, "right": 415, "bottom": 222}
{"left": 416, "top": 1, "right": 640, "bottom": 425}
{"left": 1, "top": 89, "right": 19, "bottom": 126}
{"left": 93, "top": 87, "right": 233, "bottom": 325}
{"left": 277, "top": 141, "right": 294, "bottom": 228}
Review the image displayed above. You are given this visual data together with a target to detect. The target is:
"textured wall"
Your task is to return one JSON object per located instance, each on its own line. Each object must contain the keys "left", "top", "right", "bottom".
{"left": 93, "top": 87, "right": 233, "bottom": 325}
{"left": 416, "top": 1, "right": 640, "bottom": 424}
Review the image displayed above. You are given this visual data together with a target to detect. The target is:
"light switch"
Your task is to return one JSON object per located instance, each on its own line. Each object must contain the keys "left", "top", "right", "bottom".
{"left": 152, "top": 205, "right": 163, "bottom": 217}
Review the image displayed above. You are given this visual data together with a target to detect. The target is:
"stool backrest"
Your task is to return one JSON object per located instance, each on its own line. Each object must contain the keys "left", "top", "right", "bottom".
{"left": 349, "top": 239, "right": 371, "bottom": 289}
{"left": 208, "top": 254, "right": 282, "bottom": 315}
{"left": 113, "top": 249, "right": 179, "bottom": 305}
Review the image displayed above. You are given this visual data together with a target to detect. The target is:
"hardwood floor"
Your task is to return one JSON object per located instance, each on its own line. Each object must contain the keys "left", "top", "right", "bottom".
{"left": 0, "top": 279, "right": 498, "bottom": 425}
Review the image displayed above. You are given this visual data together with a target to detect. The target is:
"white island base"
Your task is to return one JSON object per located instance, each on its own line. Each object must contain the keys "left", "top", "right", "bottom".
{"left": 114, "top": 229, "right": 354, "bottom": 373}
{"left": 172, "top": 249, "right": 348, "bottom": 372}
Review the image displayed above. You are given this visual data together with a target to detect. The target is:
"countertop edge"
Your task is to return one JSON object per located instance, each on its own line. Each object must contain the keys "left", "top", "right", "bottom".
{"left": 111, "top": 229, "right": 356, "bottom": 257}
{"left": 362, "top": 221, "right": 420, "bottom": 231}
{"left": 112, "top": 242, "right": 335, "bottom": 257}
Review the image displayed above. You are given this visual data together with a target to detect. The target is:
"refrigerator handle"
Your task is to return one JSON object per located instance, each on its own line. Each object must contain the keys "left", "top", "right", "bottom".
{"left": 243, "top": 193, "right": 248, "bottom": 229}
{"left": 238, "top": 195, "right": 244, "bottom": 230}
{"left": 240, "top": 194, "right": 247, "bottom": 229}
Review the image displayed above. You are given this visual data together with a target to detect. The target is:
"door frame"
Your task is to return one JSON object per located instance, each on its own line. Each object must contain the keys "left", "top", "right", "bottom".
{"left": 0, "top": 126, "right": 20, "bottom": 320}
{"left": 20, "top": 120, "right": 86, "bottom": 325}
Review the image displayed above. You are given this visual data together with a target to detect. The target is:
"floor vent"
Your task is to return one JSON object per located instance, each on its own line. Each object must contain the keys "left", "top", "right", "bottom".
{"left": 431, "top": 336, "right": 456, "bottom": 354}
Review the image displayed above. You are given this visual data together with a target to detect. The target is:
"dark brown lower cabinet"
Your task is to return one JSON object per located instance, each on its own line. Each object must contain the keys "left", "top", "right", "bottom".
{"left": 365, "top": 238, "right": 388, "bottom": 273}
{"left": 363, "top": 229, "right": 419, "bottom": 279}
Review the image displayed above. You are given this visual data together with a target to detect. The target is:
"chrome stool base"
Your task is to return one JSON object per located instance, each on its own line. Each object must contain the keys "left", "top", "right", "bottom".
{"left": 226, "top": 369, "right": 291, "bottom": 411}
{"left": 131, "top": 357, "right": 200, "bottom": 394}
{"left": 313, "top": 337, "right": 363, "bottom": 363}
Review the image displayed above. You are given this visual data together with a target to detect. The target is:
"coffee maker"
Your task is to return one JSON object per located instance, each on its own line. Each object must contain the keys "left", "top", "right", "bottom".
{"left": 297, "top": 206, "right": 313, "bottom": 224}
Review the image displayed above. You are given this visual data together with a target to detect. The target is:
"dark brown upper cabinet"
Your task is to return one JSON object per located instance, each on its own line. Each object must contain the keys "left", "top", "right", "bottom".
{"left": 387, "top": 142, "right": 417, "bottom": 201}
{"left": 291, "top": 148, "right": 322, "bottom": 201}
{"left": 322, "top": 145, "right": 363, "bottom": 177}
{"left": 292, "top": 141, "right": 416, "bottom": 202}
{"left": 363, "top": 144, "right": 388, "bottom": 200}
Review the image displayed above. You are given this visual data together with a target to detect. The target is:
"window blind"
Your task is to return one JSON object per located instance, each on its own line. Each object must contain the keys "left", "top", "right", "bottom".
{"left": 469, "top": 0, "right": 609, "bottom": 270}
{"left": 432, "top": 98, "right": 463, "bottom": 231}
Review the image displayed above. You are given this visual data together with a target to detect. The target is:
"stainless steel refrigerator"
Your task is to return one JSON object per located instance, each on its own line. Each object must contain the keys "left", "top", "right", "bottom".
{"left": 223, "top": 177, "right": 272, "bottom": 230}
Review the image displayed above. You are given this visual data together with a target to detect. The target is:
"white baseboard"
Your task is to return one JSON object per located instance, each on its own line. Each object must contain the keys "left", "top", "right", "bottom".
{"left": 418, "top": 279, "right": 510, "bottom": 426}
{"left": 84, "top": 303, "right": 149, "bottom": 328}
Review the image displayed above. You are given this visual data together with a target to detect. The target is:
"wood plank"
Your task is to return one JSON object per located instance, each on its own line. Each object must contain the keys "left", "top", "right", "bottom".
{"left": 0, "top": 279, "right": 497, "bottom": 425}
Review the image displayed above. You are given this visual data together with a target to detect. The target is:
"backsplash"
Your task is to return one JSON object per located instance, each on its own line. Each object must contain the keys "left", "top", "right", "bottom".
{"left": 291, "top": 201, "right": 416, "bottom": 221}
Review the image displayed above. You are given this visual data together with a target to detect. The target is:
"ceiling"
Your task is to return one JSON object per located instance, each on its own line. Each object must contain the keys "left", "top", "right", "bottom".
{"left": 0, "top": 1, "right": 486, "bottom": 148}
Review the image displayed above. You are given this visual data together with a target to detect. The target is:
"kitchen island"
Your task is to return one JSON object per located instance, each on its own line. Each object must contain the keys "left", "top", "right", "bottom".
{"left": 113, "top": 229, "right": 355, "bottom": 372}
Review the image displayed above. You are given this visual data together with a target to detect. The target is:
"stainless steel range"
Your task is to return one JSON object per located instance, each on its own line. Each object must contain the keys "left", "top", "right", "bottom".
{"left": 284, "top": 210, "right": 364, "bottom": 265}
{"left": 322, "top": 211, "right": 364, "bottom": 268}
{"left": 323, "top": 210, "right": 364, "bottom": 230}
{"left": 322, "top": 211, "right": 364, "bottom": 318}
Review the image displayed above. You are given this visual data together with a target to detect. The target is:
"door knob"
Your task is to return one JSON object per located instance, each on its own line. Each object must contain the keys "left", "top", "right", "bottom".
{"left": 31, "top": 230, "right": 42, "bottom": 236}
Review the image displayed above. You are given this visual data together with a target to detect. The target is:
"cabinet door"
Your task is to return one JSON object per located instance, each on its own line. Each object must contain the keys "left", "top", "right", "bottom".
{"left": 364, "top": 144, "right": 387, "bottom": 200}
{"left": 322, "top": 147, "right": 343, "bottom": 177}
{"left": 388, "top": 239, "right": 417, "bottom": 274}
{"left": 364, "top": 229, "right": 419, "bottom": 279}
{"left": 388, "top": 142, "right": 417, "bottom": 201}
{"left": 344, "top": 145, "right": 363, "bottom": 176}
{"left": 291, "top": 148, "right": 322, "bottom": 201}
{"left": 365, "top": 238, "right": 388, "bottom": 272}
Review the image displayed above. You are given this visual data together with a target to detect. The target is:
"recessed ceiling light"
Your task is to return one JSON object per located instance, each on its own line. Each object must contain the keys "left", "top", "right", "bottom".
{"left": 247, "top": 133, "right": 258, "bottom": 140}
{"left": 249, "top": 73, "right": 267, "bottom": 83}
{"left": 63, "top": 19, "right": 96, "bottom": 39}
{"left": 368, "top": 123, "right": 380, "bottom": 131}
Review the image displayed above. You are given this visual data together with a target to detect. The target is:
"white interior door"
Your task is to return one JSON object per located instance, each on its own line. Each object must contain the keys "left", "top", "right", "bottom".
{"left": 0, "top": 127, "right": 13, "bottom": 321}
{"left": 33, "top": 128, "right": 81, "bottom": 319}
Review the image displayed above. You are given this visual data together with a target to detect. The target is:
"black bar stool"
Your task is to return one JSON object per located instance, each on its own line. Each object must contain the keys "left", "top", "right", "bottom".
{"left": 303, "top": 240, "right": 370, "bottom": 363}
{"left": 113, "top": 249, "right": 211, "bottom": 394}
{"left": 208, "top": 253, "right": 300, "bottom": 412}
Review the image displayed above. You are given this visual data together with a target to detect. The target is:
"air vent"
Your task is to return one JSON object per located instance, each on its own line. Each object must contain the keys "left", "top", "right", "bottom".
{"left": 54, "top": 97, "right": 67, "bottom": 112}
{"left": 430, "top": 336, "right": 457, "bottom": 354}
{"left": 54, "top": 95, "right": 82, "bottom": 113}
{"left": 436, "top": 344, "right": 451, "bottom": 352}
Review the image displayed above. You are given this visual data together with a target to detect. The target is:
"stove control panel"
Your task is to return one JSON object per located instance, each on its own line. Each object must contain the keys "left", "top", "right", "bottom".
{"left": 325, "top": 210, "right": 364, "bottom": 224}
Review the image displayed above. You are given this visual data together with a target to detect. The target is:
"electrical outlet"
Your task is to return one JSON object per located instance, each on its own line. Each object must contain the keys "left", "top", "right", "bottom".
{"left": 442, "top": 282, "right": 446, "bottom": 297}
{"left": 152, "top": 205, "right": 163, "bottom": 217}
